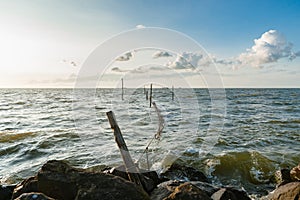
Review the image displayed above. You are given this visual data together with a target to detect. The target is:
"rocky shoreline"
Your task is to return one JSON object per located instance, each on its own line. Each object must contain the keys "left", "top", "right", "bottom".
{"left": 1, "top": 160, "right": 299, "bottom": 200}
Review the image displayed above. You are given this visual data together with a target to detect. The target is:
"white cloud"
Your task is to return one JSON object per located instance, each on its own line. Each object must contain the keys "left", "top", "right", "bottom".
{"left": 166, "top": 52, "right": 216, "bottom": 70}
{"left": 115, "top": 52, "right": 133, "bottom": 61}
{"left": 237, "top": 30, "right": 299, "bottom": 68}
{"left": 111, "top": 65, "right": 166, "bottom": 74}
{"left": 136, "top": 24, "right": 146, "bottom": 29}
{"left": 152, "top": 51, "right": 172, "bottom": 58}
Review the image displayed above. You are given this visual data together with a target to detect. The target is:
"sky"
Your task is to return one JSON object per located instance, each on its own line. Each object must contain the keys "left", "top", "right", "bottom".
{"left": 0, "top": 0, "right": 299, "bottom": 88}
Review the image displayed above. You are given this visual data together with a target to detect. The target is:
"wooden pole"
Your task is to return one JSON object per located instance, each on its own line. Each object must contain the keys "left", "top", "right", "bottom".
{"left": 149, "top": 83, "right": 152, "bottom": 108}
{"left": 121, "top": 78, "right": 124, "bottom": 100}
{"left": 106, "top": 111, "right": 142, "bottom": 186}
{"left": 172, "top": 85, "right": 174, "bottom": 101}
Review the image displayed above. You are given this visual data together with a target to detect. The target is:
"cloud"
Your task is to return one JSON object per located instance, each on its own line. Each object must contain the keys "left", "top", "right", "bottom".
{"left": 166, "top": 52, "right": 217, "bottom": 70}
{"left": 111, "top": 65, "right": 166, "bottom": 74}
{"left": 136, "top": 24, "right": 146, "bottom": 29}
{"left": 116, "top": 52, "right": 133, "bottom": 61}
{"left": 152, "top": 51, "right": 173, "bottom": 58}
{"left": 111, "top": 67, "right": 129, "bottom": 72}
{"left": 237, "top": 30, "right": 300, "bottom": 68}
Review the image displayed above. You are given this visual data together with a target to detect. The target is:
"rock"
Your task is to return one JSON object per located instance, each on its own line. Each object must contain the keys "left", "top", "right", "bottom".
{"left": 12, "top": 176, "right": 38, "bottom": 199}
{"left": 211, "top": 187, "right": 251, "bottom": 200}
{"left": 274, "top": 168, "right": 292, "bottom": 186}
{"left": 160, "top": 162, "right": 209, "bottom": 183}
{"left": 190, "top": 181, "right": 220, "bottom": 196}
{"left": 37, "top": 160, "right": 150, "bottom": 200}
{"left": 164, "top": 182, "right": 212, "bottom": 200}
{"left": 290, "top": 163, "right": 300, "bottom": 181}
{"left": 0, "top": 184, "right": 16, "bottom": 200}
{"left": 150, "top": 180, "right": 216, "bottom": 200}
{"left": 151, "top": 180, "right": 184, "bottom": 200}
{"left": 15, "top": 192, "right": 55, "bottom": 200}
{"left": 109, "top": 165, "right": 160, "bottom": 193}
{"left": 268, "top": 182, "right": 300, "bottom": 200}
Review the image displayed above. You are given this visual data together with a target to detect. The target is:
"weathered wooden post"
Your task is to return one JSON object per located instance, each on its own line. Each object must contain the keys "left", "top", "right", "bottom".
{"left": 106, "top": 111, "right": 142, "bottom": 186}
{"left": 149, "top": 84, "right": 153, "bottom": 107}
{"left": 121, "top": 78, "right": 124, "bottom": 100}
{"left": 145, "top": 90, "right": 148, "bottom": 100}
{"left": 172, "top": 85, "right": 174, "bottom": 101}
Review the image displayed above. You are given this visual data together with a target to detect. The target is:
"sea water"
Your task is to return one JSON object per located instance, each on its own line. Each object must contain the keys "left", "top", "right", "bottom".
{"left": 0, "top": 88, "right": 299, "bottom": 196}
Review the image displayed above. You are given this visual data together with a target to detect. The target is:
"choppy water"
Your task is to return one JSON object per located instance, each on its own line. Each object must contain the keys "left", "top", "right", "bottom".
{"left": 0, "top": 88, "right": 299, "bottom": 197}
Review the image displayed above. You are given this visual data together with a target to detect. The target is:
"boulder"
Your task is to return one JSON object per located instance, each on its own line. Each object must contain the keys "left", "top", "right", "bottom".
{"left": 37, "top": 160, "right": 150, "bottom": 200}
{"left": 190, "top": 181, "right": 220, "bottom": 196}
{"left": 268, "top": 182, "right": 300, "bottom": 200}
{"left": 160, "top": 162, "right": 209, "bottom": 183}
{"left": 0, "top": 184, "right": 16, "bottom": 200}
{"left": 150, "top": 180, "right": 183, "bottom": 200}
{"left": 12, "top": 160, "right": 150, "bottom": 200}
{"left": 290, "top": 163, "right": 300, "bottom": 181}
{"left": 15, "top": 192, "right": 55, "bottom": 200}
{"left": 12, "top": 176, "right": 38, "bottom": 199}
{"left": 211, "top": 187, "right": 251, "bottom": 200}
{"left": 150, "top": 180, "right": 215, "bottom": 200}
{"left": 274, "top": 168, "right": 292, "bottom": 187}
{"left": 164, "top": 182, "right": 212, "bottom": 200}
{"left": 108, "top": 164, "right": 160, "bottom": 192}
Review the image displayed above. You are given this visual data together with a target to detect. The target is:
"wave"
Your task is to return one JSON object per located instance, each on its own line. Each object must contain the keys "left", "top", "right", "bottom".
{"left": 0, "top": 131, "right": 36, "bottom": 143}
{"left": 205, "top": 151, "right": 276, "bottom": 194}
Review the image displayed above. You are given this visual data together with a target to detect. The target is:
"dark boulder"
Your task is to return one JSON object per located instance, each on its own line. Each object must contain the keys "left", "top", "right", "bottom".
{"left": 0, "top": 184, "right": 16, "bottom": 200}
{"left": 37, "top": 160, "right": 150, "bottom": 200}
{"left": 160, "top": 162, "right": 209, "bottom": 183}
{"left": 190, "top": 181, "right": 220, "bottom": 196}
{"left": 151, "top": 180, "right": 183, "bottom": 200}
{"left": 108, "top": 164, "right": 160, "bottom": 193}
{"left": 12, "top": 176, "right": 38, "bottom": 199}
{"left": 15, "top": 192, "right": 55, "bottom": 200}
{"left": 211, "top": 187, "right": 251, "bottom": 200}
{"left": 268, "top": 182, "right": 300, "bottom": 200}
{"left": 274, "top": 168, "right": 292, "bottom": 187}
{"left": 12, "top": 160, "right": 150, "bottom": 200}
{"left": 150, "top": 180, "right": 214, "bottom": 200}
{"left": 165, "top": 182, "right": 212, "bottom": 200}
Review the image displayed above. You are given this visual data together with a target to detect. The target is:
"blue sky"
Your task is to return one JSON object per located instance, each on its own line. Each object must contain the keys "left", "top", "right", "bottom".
{"left": 0, "top": 0, "right": 299, "bottom": 87}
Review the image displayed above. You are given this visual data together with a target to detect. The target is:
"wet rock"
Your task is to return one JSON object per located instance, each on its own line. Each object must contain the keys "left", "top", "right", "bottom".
{"left": 165, "top": 182, "right": 212, "bottom": 200}
{"left": 274, "top": 168, "right": 292, "bottom": 186}
{"left": 15, "top": 192, "right": 55, "bottom": 200}
{"left": 12, "top": 176, "right": 38, "bottom": 199}
{"left": 268, "top": 182, "right": 300, "bottom": 200}
{"left": 160, "top": 162, "right": 209, "bottom": 183}
{"left": 211, "top": 187, "right": 251, "bottom": 200}
{"left": 290, "top": 163, "right": 300, "bottom": 181}
{"left": 12, "top": 160, "right": 150, "bottom": 200}
{"left": 109, "top": 165, "right": 160, "bottom": 193}
{"left": 190, "top": 181, "right": 220, "bottom": 196}
{"left": 150, "top": 180, "right": 183, "bottom": 200}
{"left": 0, "top": 184, "right": 16, "bottom": 200}
{"left": 150, "top": 180, "right": 216, "bottom": 200}
{"left": 37, "top": 160, "right": 150, "bottom": 200}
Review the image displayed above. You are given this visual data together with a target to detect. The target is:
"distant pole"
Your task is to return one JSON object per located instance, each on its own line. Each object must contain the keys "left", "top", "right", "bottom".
{"left": 144, "top": 85, "right": 146, "bottom": 94}
{"left": 149, "top": 83, "right": 152, "bottom": 107}
{"left": 145, "top": 90, "right": 148, "bottom": 100}
{"left": 121, "top": 78, "right": 124, "bottom": 100}
{"left": 172, "top": 85, "right": 174, "bottom": 101}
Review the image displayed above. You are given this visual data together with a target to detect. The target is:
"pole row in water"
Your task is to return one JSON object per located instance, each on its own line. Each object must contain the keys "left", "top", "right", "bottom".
{"left": 121, "top": 79, "right": 174, "bottom": 103}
